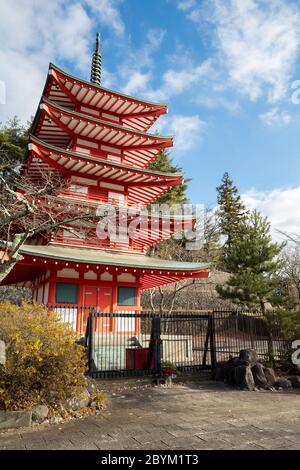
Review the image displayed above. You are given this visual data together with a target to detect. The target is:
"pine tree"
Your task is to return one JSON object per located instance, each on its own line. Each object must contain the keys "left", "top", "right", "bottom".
{"left": 147, "top": 149, "right": 189, "bottom": 205}
{"left": 216, "top": 172, "right": 248, "bottom": 247}
{"left": 216, "top": 210, "right": 285, "bottom": 313}
{"left": 202, "top": 211, "right": 221, "bottom": 267}
{"left": 148, "top": 150, "right": 221, "bottom": 264}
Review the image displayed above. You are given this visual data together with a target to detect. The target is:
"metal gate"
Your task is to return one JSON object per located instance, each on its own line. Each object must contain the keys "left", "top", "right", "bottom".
{"left": 85, "top": 312, "right": 215, "bottom": 378}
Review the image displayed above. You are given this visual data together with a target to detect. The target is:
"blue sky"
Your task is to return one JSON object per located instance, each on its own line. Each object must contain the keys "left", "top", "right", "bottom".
{"left": 1, "top": 0, "right": 300, "bottom": 237}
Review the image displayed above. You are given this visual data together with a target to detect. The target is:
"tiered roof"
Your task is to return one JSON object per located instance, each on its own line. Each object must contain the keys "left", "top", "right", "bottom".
{"left": 4, "top": 34, "right": 209, "bottom": 288}
{"left": 50, "top": 211, "right": 194, "bottom": 254}
{"left": 44, "top": 63, "right": 167, "bottom": 132}
{"left": 31, "top": 97, "right": 173, "bottom": 167}
{"left": 26, "top": 137, "right": 181, "bottom": 207}
{"left": 1, "top": 244, "right": 209, "bottom": 290}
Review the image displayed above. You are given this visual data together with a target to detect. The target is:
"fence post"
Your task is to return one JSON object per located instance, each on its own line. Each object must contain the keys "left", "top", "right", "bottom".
{"left": 202, "top": 318, "right": 210, "bottom": 367}
{"left": 209, "top": 314, "right": 217, "bottom": 370}
{"left": 266, "top": 319, "right": 275, "bottom": 367}
{"left": 87, "top": 312, "right": 94, "bottom": 375}
{"left": 149, "top": 316, "right": 162, "bottom": 373}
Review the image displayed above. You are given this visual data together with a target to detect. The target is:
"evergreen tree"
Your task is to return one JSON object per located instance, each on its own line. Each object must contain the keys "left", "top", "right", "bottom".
{"left": 202, "top": 210, "right": 221, "bottom": 267}
{"left": 0, "top": 117, "right": 30, "bottom": 171}
{"left": 147, "top": 149, "right": 189, "bottom": 205}
{"left": 148, "top": 151, "right": 221, "bottom": 264}
{"left": 216, "top": 210, "right": 285, "bottom": 313}
{"left": 216, "top": 172, "right": 248, "bottom": 248}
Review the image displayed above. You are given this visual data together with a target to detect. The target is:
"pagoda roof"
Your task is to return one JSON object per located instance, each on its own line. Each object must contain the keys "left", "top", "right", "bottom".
{"left": 50, "top": 206, "right": 195, "bottom": 254}
{"left": 32, "top": 98, "right": 173, "bottom": 168}
{"left": 44, "top": 63, "right": 168, "bottom": 132}
{"left": 1, "top": 244, "right": 209, "bottom": 290}
{"left": 27, "top": 137, "right": 182, "bottom": 206}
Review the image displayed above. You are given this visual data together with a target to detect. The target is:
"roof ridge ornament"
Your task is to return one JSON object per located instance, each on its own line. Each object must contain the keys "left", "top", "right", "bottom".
{"left": 90, "top": 32, "right": 101, "bottom": 86}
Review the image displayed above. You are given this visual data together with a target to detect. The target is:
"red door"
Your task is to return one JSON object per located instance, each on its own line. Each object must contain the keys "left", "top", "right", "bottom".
{"left": 83, "top": 286, "right": 97, "bottom": 333}
{"left": 83, "top": 286, "right": 112, "bottom": 333}
{"left": 98, "top": 287, "right": 112, "bottom": 333}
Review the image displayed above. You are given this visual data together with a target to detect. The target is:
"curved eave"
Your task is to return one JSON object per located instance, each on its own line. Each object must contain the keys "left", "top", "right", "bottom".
{"left": 48, "top": 63, "right": 168, "bottom": 109}
{"left": 31, "top": 98, "right": 173, "bottom": 168}
{"left": 17, "top": 245, "right": 209, "bottom": 271}
{"left": 1, "top": 243, "right": 209, "bottom": 290}
{"left": 28, "top": 137, "right": 181, "bottom": 180}
{"left": 41, "top": 96, "right": 173, "bottom": 141}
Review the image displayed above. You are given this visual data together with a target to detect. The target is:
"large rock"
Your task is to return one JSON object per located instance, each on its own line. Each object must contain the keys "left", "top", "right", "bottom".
{"left": 225, "top": 364, "right": 237, "bottom": 385}
{"left": 87, "top": 379, "right": 98, "bottom": 396}
{"left": 274, "top": 378, "right": 292, "bottom": 390}
{"left": 251, "top": 363, "right": 268, "bottom": 389}
{"left": 32, "top": 405, "right": 49, "bottom": 423}
{"left": 239, "top": 349, "right": 258, "bottom": 366}
{"left": 0, "top": 340, "right": 5, "bottom": 366}
{"left": 289, "top": 376, "right": 300, "bottom": 389}
{"left": 0, "top": 410, "right": 32, "bottom": 430}
{"left": 61, "top": 389, "right": 90, "bottom": 411}
{"left": 234, "top": 365, "right": 255, "bottom": 391}
{"left": 214, "top": 349, "right": 280, "bottom": 392}
{"left": 263, "top": 367, "right": 276, "bottom": 387}
{"left": 214, "top": 361, "right": 230, "bottom": 381}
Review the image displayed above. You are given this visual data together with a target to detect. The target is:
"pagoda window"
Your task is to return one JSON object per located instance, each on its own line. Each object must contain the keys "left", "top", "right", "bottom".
{"left": 79, "top": 106, "right": 100, "bottom": 117}
{"left": 117, "top": 287, "right": 136, "bottom": 306}
{"left": 57, "top": 268, "right": 79, "bottom": 279}
{"left": 69, "top": 184, "right": 88, "bottom": 194}
{"left": 117, "top": 273, "right": 136, "bottom": 283}
{"left": 107, "top": 154, "right": 121, "bottom": 163}
{"left": 101, "top": 145, "right": 121, "bottom": 155}
{"left": 77, "top": 138, "right": 98, "bottom": 149}
{"left": 56, "top": 282, "right": 78, "bottom": 304}
{"left": 37, "top": 286, "right": 43, "bottom": 304}
{"left": 101, "top": 112, "right": 120, "bottom": 123}
{"left": 44, "top": 282, "right": 49, "bottom": 303}
{"left": 73, "top": 146, "right": 91, "bottom": 155}
{"left": 72, "top": 176, "right": 97, "bottom": 186}
{"left": 100, "top": 272, "right": 113, "bottom": 281}
{"left": 108, "top": 191, "right": 125, "bottom": 204}
{"left": 100, "top": 181, "right": 124, "bottom": 191}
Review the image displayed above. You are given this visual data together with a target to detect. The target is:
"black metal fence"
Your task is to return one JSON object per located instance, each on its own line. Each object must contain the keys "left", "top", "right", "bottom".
{"left": 49, "top": 306, "right": 291, "bottom": 378}
{"left": 212, "top": 310, "right": 289, "bottom": 363}
{"left": 48, "top": 305, "right": 95, "bottom": 335}
{"left": 85, "top": 311, "right": 214, "bottom": 378}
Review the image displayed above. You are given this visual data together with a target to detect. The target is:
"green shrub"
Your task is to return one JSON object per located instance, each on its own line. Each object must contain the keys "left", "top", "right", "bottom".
{"left": 263, "top": 348, "right": 294, "bottom": 372}
{"left": 0, "top": 302, "right": 87, "bottom": 410}
{"left": 265, "top": 310, "right": 300, "bottom": 341}
{"left": 264, "top": 310, "right": 300, "bottom": 372}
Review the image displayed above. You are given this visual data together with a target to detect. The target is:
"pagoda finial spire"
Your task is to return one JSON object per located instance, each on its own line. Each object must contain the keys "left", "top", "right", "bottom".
{"left": 90, "top": 32, "right": 101, "bottom": 86}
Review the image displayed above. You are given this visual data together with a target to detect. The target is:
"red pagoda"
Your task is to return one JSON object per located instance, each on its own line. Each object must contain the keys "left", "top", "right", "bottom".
{"left": 2, "top": 33, "right": 209, "bottom": 333}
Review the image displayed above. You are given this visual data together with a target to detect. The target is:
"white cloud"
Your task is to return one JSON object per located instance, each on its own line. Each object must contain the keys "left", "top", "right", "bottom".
{"left": 177, "top": 0, "right": 196, "bottom": 11}
{"left": 120, "top": 28, "right": 166, "bottom": 96}
{"left": 179, "top": 0, "right": 300, "bottom": 104}
{"left": 146, "top": 28, "right": 166, "bottom": 51}
{"left": 0, "top": 0, "right": 125, "bottom": 123}
{"left": 259, "top": 107, "right": 292, "bottom": 127}
{"left": 156, "top": 114, "right": 206, "bottom": 152}
{"left": 196, "top": 94, "right": 241, "bottom": 113}
{"left": 126, "top": 58, "right": 214, "bottom": 103}
{"left": 122, "top": 71, "right": 152, "bottom": 96}
{"left": 162, "top": 59, "right": 213, "bottom": 96}
{"left": 84, "top": 0, "right": 125, "bottom": 37}
{"left": 243, "top": 186, "right": 300, "bottom": 240}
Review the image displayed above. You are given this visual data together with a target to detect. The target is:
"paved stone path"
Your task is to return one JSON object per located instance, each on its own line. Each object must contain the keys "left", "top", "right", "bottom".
{"left": 0, "top": 380, "right": 300, "bottom": 450}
